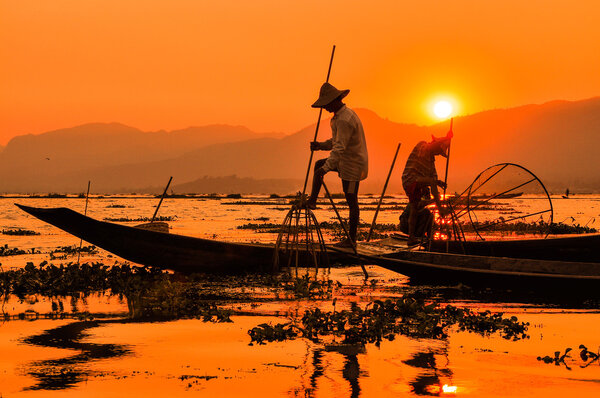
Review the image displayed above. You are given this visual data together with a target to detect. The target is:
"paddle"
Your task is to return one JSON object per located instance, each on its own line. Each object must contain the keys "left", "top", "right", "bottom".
{"left": 366, "top": 142, "right": 401, "bottom": 242}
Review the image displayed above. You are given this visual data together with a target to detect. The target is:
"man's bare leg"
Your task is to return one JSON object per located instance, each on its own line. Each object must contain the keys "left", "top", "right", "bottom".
{"left": 407, "top": 202, "right": 419, "bottom": 246}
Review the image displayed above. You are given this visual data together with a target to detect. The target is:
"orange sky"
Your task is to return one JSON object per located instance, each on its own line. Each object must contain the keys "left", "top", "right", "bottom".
{"left": 1, "top": 0, "right": 599, "bottom": 144}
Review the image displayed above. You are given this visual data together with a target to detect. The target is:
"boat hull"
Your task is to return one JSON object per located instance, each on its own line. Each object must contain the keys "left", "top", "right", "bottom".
{"left": 429, "top": 233, "right": 600, "bottom": 263}
{"left": 370, "top": 247, "right": 600, "bottom": 289}
{"left": 15, "top": 204, "right": 340, "bottom": 274}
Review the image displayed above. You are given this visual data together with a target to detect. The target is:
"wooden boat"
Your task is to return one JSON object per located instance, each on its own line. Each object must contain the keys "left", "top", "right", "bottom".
{"left": 15, "top": 204, "right": 343, "bottom": 274}
{"left": 336, "top": 237, "right": 600, "bottom": 288}
{"left": 428, "top": 233, "right": 600, "bottom": 263}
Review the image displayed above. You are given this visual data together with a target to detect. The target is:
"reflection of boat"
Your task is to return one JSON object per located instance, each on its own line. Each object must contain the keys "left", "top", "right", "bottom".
{"left": 335, "top": 237, "right": 600, "bottom": 288}
{"left": 16, "top": 204, "right": 340, "bottom": 274}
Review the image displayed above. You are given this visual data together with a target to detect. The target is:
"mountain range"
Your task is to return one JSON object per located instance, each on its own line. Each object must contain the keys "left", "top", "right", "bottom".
{"left": 1, "top": 97, "right": 599, "bottom": 194}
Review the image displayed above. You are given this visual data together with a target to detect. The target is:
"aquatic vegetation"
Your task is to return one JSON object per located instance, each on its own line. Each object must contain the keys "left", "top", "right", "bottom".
{"left": 461, "top": 220, "right": 597, "bottom": 235}
{"left": 1, "top": 228, "right": 40, "bottom": 235}
{"left": 0, "top": 244, "right": 38, "bottom": 256}
{"left": 0, "top": 262, "right": 248, "bottom": 321}
{"left": 537, "top": 345, "right": 600, "bottom": 369}
{"left": 548, "top": 222, "right": 597, "bottom": 234}
{"left": 49, "top": 245, "right": 98, "bottom": 259}
{"left": 236, "top": 220, "right": 401, "bottom": 238}
{"left": 248, "top": 295, "right": 529, "bottom": 346}
{"left": 103, "top": 215, "right": 176, "bottom": 222}
{"left": 27, "top": 193, "right": 68, "bottom": 198}
{"left": 279, "top": 274, "right": 339, "bottom": 299}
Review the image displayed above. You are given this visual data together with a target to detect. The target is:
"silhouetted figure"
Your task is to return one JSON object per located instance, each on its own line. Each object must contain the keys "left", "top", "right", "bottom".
{"left": 401, "top": 133, "right": 451, "bottom": 246}
{"left": 399, "top": 193, "right": 434, "bottom": 240}
{"left": 307, "top": 83, "right": 368, "bottom": 247}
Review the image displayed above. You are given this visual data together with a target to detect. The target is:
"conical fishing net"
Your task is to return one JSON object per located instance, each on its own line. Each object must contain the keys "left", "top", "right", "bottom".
{"left": 450, "top": 163, "right": 553, "bottom": 240}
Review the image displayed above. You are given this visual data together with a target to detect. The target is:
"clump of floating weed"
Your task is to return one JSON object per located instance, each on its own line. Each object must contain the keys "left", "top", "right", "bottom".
{"left": 248, "top": 294, "right": 529, "bottom": 346}
{"left": 0, "top": 262, "right": 237, "bottom": 321}
{"left": 0, "top": 244, "right": 38, "bottom": 256}
{"left": 131, "top": 281, "right": 233, "bottom": 321}
{"left": 548, "top": 222, "right": 597, "bottom": 234}
{"left": 1, "top": 228, "right": 40, "bottom": 236}
{"left": 236, "top": 220, "right": 401, "bottom": 238}
{"left": 49, "top": 245, "right": 98, "bottom": 259}
{"left": 278, "top": 274, "right": 340, "bottom": 300}
{"left": 103, "top": 215, "right": 176, "bottom": 222}
{"left": 463, "top": 220, "right": 597, "bottom": 235}
{"left": 537, "top": 345, "right": 600, "bottom": 370}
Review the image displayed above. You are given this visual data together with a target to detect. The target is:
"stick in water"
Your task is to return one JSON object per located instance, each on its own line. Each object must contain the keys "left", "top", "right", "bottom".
{"left": 151, "top": 176, "right": 173, "bottom": 223}
{"left": 366, "top": 142, "right": 401, "bottom": 242}
{"left": 77, "top": 180, "right": 91, "bottom": 265}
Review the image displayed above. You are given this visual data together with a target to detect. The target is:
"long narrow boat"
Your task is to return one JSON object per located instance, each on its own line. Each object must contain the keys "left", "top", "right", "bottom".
{"left": 335, "top": 237, "right": 600, "bottom": 289}
{"left": 428, "top": 233, "right": 600, "bottom": 263}
{"left": 15, "top": 204, "right": 342, "bottom": 274}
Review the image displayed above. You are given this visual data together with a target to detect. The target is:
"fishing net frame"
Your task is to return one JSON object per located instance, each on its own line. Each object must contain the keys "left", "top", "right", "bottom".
{"left": 452, "top": 163, "right": 554, "bottom": 240}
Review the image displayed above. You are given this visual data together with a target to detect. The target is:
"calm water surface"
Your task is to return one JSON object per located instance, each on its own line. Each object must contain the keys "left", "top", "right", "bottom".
{"left": 1, "top": 195, "right": 600, "bottom": 397}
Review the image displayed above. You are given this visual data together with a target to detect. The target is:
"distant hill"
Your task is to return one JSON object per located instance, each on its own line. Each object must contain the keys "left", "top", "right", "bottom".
{"left": 1, "top": 98, "right": 599, "bottom": 194}
{"left": 0, "top": 123, "right": 282, "bottom": 192}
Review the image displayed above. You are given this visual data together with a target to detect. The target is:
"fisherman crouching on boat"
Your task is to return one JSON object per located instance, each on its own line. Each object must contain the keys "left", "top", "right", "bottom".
{"left": 399, "top": 188, "right": 434, "bottom": 241}
{"left": 306, "top": 82, "right": 368, "bottom": 248}
{"left": 401, "top": 132, "right": 451, "bottom": 246}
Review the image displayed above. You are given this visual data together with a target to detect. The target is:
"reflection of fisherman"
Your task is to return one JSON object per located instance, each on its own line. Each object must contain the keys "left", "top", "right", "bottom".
{"left": 401, "top": 132, "right": 452, "bottom": 246}
{"left": 307, "top": 83, "right": 368, "bottom": 247}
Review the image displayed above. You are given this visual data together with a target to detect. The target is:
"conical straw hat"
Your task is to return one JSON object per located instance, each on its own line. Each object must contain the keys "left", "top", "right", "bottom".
{"left": 311, "top": 82, "right": 350, "bottom": 108}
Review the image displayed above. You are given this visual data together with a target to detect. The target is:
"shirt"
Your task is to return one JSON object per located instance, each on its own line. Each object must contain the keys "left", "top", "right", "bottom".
{"left": 321, "top": 105, "right": 368, "bottom": 181}
{"left": 402, "top": 141, "right": 437, "bottom": 187}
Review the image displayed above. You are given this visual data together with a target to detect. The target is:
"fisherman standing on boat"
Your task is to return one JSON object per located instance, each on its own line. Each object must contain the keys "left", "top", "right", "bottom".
{"left": 306, "top": 83, "right": 368, "bottom": 247}
{"left": 401, "top": 133, "right": 451, "bottom": 246}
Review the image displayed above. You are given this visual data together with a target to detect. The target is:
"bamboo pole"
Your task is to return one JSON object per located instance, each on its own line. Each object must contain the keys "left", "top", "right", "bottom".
{"left": 442, "top": 118, "right": 453, "bottom": 199}
{"left": 77, "top": 180, "right": 91, "bottom": 265}
{"left": 322, "top": 182, "right": 368, "bottom": 279}
{"left": 301, "top": 45, "right": 336, "bottom": 196}
{"left": 366, "top": 142, "right": 401, "bottom": 242}
{"left": 151, "top": 176, "right": 173, "bottom": 223}
{"left": 442, "top": 119, "right": 453, "bottom": 252}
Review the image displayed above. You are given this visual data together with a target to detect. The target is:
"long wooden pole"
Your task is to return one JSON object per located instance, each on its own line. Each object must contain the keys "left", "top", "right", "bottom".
{"left": 151, "top": 176, "right": 173, "bottom": 223}
{"left": 77, "top": 180, "right": 91, "bottom": 265}
{"left": 442, "top": 119, "right": 453, "bottom": 252}
{"left": 366, "top": 142, "right": 401, "bottom": 242}
{"left": 301, "top": 45, "right": 336, "bottom": 196}
{"left": 442, "top": 118, "right": 453, "bottom": 199}
{"left": 322, "top": 182, "right": 368, "bottom": 279}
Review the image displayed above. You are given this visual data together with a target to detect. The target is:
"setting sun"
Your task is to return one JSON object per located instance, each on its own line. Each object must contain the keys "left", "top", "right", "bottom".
{"left": 433, "top": 101, "right": 453, "bottom": 119}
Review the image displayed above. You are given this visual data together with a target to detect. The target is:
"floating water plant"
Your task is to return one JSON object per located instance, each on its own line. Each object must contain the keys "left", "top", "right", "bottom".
{"left": 248, "top": 296, "right": 529, "bottom": 346}
{"left": 537, "top": 345, "right": 600, "bottom": 369}
{"left": 103, "top": 216, "right": 176, "bottom": 222}
{"left": 2, "top": 228, "right": 40, "bottom": 236}
{"left": 0, "top": 244, "right": 37, "bottom": 256}
{"left": 49, "top": 245, "right": 98, "bottom": 259}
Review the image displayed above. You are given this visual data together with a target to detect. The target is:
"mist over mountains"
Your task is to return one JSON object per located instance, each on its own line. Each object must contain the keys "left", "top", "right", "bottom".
{"left": 1, "top": 97, "right": 599, "bottom": 194}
